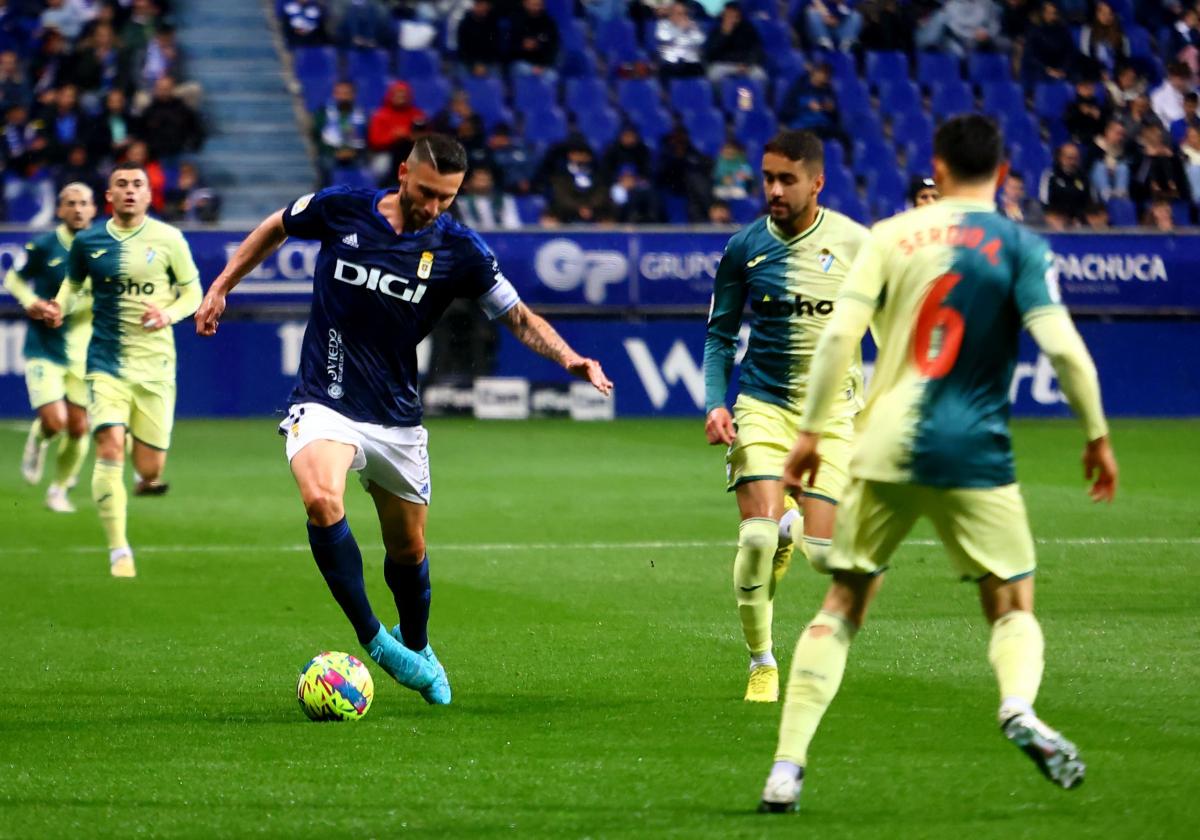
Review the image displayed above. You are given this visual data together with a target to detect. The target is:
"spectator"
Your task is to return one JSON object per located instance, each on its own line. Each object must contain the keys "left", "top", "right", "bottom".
{"left": 708, "top": 198, "right": 733, "bottom": 224}
{"left": 140, "top": 74, "right": 203, "bottom": 160}
{"left": 712, "top": 139, "right": 754, "bottom": 200}
{"left": 0, "top": 49, "right": 29, "bottom": 112}
{"left": 85, "top": 87, "right": 139, "bottom": 162}
{"left": 456, "top": 0, "right": 504, "bottom": 77}
{"left": 656, "top": 124, "right": 712, "bottom": 222}
{"left": 655, "top": 1, "right": 705, "bottom": 80}
{"left": 454, "top": 112, "right": 492, "bottom": 172}
{"left": 281, "top": 0, "right": 329, "bottom": 47}
{"left": 600, "top": 122, "right": 653, "bottom": 181}
{"left": 313, "top": 79, "right": 367, "bottom": 182}
{"left": 431, "top": 88, "right": 476, "bottom": 134}
{"left": 1130, "top": 124, "right": 1189, "bottom": 204}
{"left": 1142, "top": 198, "right": 1175, "bottom": 230}
{"left": 42, "top": 82, "right": 85, "bottom": 163}
{"left": 367, "top": 80, "right": 425, "bottom": 170}
{"left": 454, "top": 165, "right": 520, "bottom": 230}
{"left": 30, "top": 27, "right": 72, "bottom": 95}
{"left": 609, "top": 163, "right": 659, "bottom": 222}
{"left": 0, "top": 102, "right": 45, "bottom": 175}
{"left": 805, "top": 1, "right": 863, "bottom": 53}
{"left": 1083, "top": 200, "right": 1109, "bottom": 229}
{"left": 1180, "top": 124, "right": 1200, "bottom": 200}
{"left": 1150, "top": 61, "right": 1194, "bottom": 127}
{"left": 336, "top": 0, "right": 389, "bottom": 50}
{"left": 916, "top": 0, "right": 1005, "bottom": 59}
{"left": 508, "top": 0, "right": 559, "bottom": 78}
{"left": 1064, "top": 76, "right": 1109, "bottom": 142}
{"left": 548, "top": 137, "right": 614, "bottom": 223}
{"left": 1105, "top": 63, "right": 1145, "bottom": 108}
{"left": 141, "top": 23, "right": 184, "bottom": 90}
{"left": 1119, "top": 94, "right": 1165, "bottom": 149}
{"left": 1078, "top": 1, "right": 1129, "bottom": 77}
{"left": 1170, "top": 91, "right": 1200, "bottom": 142}
{"left": 40, "top": 0, "right": 89, "bottom": 41}
{"left": 1042, "top": 206, "right": 1071, "bottom": 229}
{"left": 1039, "top": 141, "right": 1091, "bottom": 223}
{"left": 999, "top": 0, "right": 1031, "bottom": 42}
{"left": 486, "top": 122, "right": 534, "bottom": 194}
{"left": 70, "top": 22, "right": 130, "bottom": 102}
{"left": 119, "top": 0, "right": 160, "bottom": 70}
{"left": 1023, "top": 1, "right": 1076, "bottom": 84}
{"left": 777, "top": 61, "right": 840, "bottom": 142}
{"left": 859, "top": 0, "right": 914, "bottom": 53}
{"left": 1087, "top": 118, "right": 1130, "bottom": 199}
{"left": 162, "top": 160, "right": 220, "bottom": 222}
{"left": 1169, "top": 7, "right": 1200, "bottom": 74}
{"left": 54, "top": 141, "right": 104, "bottom": 197}
{"left": 121, "top": 138, "right": 165, "bottom": 212}
{"left": 703, "top": 3, "right": 766, "bottom": 83}
{"left": 908, "top": 174, "right": 939, "bottom": 206}
{"left": 999, "top": 171, "right": 1045, "bottom": 224}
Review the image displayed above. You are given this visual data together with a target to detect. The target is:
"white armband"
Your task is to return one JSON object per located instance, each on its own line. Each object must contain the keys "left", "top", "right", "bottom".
{"left": 477, "top": 275, "right": 520, "bottom": 320}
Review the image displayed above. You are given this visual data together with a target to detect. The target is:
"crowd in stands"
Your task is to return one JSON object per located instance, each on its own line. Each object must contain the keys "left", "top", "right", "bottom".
{"left": 285, "top": 0, "right": 1200, "bottom": 230}
{"left": 0, "top": 0, "right": 215, "bottom": 224}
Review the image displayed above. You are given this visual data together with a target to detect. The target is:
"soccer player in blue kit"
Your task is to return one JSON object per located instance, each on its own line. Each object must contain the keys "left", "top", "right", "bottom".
{"left": 195, "top": 135, "right": 613, "bottom": 704}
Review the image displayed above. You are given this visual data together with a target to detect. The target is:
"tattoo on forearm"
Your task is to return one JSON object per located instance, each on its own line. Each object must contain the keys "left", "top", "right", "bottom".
{"left": 504, "top": 304, "right": 572, "bottom": 364}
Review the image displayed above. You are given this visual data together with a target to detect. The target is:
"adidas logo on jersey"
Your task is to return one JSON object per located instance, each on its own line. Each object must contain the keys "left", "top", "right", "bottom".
{"left": 342, "top": 233, "right": 359, "bottom": 248}
{"left": 333, "top": 258, "right": 427, "bottom": 303}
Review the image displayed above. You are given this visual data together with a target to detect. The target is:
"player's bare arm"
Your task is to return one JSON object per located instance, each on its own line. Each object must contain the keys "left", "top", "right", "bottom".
{"left": 1083, "top": 435, "right": 1118, "bottom": 503}
{"left": 196, "top": 209, "right": 288, "bottom": 336}
{"left": 497, "top": 301, "right": 613, "bottom": 395}
{"left": 704, "top": 407, "right": 735, "bottom": 445}
{"left": 782, "top": 430, "right": 821, "bottom": 491}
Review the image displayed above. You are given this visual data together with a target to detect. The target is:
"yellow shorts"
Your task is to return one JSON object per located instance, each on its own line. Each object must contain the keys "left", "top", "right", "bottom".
{"left": 827, "top": 479, "right": 1037, "bottom": 582}
{"left": 25, "top": 357, "right": 88, "bottom": 409}
{"left": 726, "top": 393, "right": 855, "bottom": 505}
{"left": 87, "top": 373, "right": 176, "bottom": 450}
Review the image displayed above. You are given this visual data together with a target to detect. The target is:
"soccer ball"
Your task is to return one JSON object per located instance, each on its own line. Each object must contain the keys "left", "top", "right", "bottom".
{"left": 296, "top": 651, "right": 374, "bottom": 721}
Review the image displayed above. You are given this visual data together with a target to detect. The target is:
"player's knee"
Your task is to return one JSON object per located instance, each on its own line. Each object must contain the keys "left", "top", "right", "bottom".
{"left": 94, "top": 430, "right": 124, "bottom": 461}
{"left": 67, "top": 416, "right": 89, "bottom": 438}
{"left": 384, "top": 534, "right": 426, "bottom": 565}
{"left": 802, "top": 537, "right": 833, "bottom": 574}
{"left": 40, "top": 412, "right": 66, "bottom": 437}
{"left": 302, "top": 487, "right": 345, "bottom": 526}
{"left": 737, "top": 521, "right": 778, "bottom": 554}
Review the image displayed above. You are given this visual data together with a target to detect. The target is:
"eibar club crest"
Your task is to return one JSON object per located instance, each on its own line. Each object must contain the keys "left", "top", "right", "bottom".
{"left": 418, "top": 251, "right": 434, "bottom": 279}
{"left": 817, "top": 249, "right": 835, "bottom": 273}
{"left": 145, "top": 247, "right": 156, "bottom": 264}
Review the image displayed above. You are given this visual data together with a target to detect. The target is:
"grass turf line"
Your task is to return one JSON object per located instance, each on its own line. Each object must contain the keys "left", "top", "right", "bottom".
{"left": 0, "top": 418, "right": 1198, "bottom": 838}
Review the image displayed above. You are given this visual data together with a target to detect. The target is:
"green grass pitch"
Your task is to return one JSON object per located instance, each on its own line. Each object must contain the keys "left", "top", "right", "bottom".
{"left": 1, "top": 417, "right": 1198, "bottom": 838}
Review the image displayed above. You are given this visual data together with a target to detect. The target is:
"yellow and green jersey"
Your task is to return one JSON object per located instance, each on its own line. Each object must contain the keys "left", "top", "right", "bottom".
{"left": 61, "top": 217, "right": 201, "bottom": 383}
{"left": 2, "top": 225, "right": 91, "bottom": 366}
{"left": 704, "top": 208, "right": 870, "bottom": 416}
{"left": 815, "top": 198, "right": 1063, "bottom": 488}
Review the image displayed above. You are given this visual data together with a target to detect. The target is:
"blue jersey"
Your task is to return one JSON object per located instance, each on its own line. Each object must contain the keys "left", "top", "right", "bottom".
{"left": 282, "top": 187, "right": 520, "bottom": 426}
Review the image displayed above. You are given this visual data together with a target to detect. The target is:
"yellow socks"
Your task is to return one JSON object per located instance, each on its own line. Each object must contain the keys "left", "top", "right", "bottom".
{"left": 92, "top": 459, "right": 128, "bottom": 550}
{"left": 735, "top": 517, "right": 779, "bottom": 657}
{"left": 988, "top": 610, "right": 1044, "bottom": 715}
{"left": 774, "top": 610, "right": 856, "bottom": 765}
{"left": 54, "top": 434, "right": 89, "bottom": 488}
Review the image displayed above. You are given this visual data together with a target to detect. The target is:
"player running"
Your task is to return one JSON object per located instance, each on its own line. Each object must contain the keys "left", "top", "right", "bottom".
{"left": 758, "top": 115, "right": 1118, "bottom": 812}
{"left": 47, "top": 164, "right": 204, "bottom": 577}
{"left": 4, "top": 183, "right": 97, "bottom": 512}
{"left": 703, "top": 130, "right": 870, "bottom": 703}
{"left": 194, "top": 135, "right": 612, "bottom": 706}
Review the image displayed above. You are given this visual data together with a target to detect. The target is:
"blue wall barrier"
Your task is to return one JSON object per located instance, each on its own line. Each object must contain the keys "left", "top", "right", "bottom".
{"left": 1, "top": 316, "right": 1195, "bottom": 418}
{"left": 0, "top": 228, "right": 1195, "bottom": 312}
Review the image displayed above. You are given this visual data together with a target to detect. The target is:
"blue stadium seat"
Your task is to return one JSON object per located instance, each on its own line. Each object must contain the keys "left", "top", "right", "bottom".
{"left": 852, "top": 136, "right": 895, "bottom": 176}
{"left": 682, "top": 107, "right": 726, "bottom": 158}
{"left": 823, "top": 140, "right": 846, "bottom": 171}
{"left": 833, "top": 77, "right": 870, "bottom": 115}
{"left": 543, "top": 0, "right": 575, "bottom": 28}
{"left": 930, "top": 79, "right": 974, "bottom": 119}
{"left": 558, "top": 18, "right": 589, "bottom": 53}
{"left": 294, "top": 46, "right": 337, "bottom": 112}
{"left": 329, "top": 165, "right": 375, "bottom": 189}
{"left": 1001, "top": 110, "right": 1042, "bottom": 151}
{"left": 878, "top": 80, "right": 922, "bottom": 116}
{"left": 347, "top": 49, "right": 390, "bottom": 108}
{"left": 916, "top": 51, "right": 961, "bottom": 89}
{"left": 768, "top": 47, "right": 806, "bottom": 78}
{"left": 559, "top": 46, "right": 598, "bottom": 78}
{"left": 575, "top": 105, "right": 622, "bottom": 149}
{"left": 596, "top": 18, "right": 642, "bottom": 65}
{"left": 515, "top": 194, "right": 547, "bottom": 225}
{"left": 825, "top": 190, "right": 869, "bottom": 224}
{"left": 720, "top": 76, "right": 768, "bottom": 115}
{"left": 1127, "top": 25, "right": 1154, "bottom": 58}
{"left": 626, "top": 104, "right": 673, "bottom": 143}
{"left": 617, "top": 78, "right": 663, "bottom": 117}
{"left": 397, "top": 48, "right": 440, "bottom": 79}
{"left": 866, "top": 168, "right": 906, "bottom": 215}
{"left": 892, "top": 111, "right": 933, "bottom": 151}
{"left": 903, "top": 139, "right": 935, "bottom": 175}
{"left": 980, "top": 80, "right": 1025, "bottom": 120}
{"left": 1107, "top": 197, "right": 1136, "bottom": 226}
{"left": 727, "top": 197, "right": 761, "bottom": 224}
{"left": 515, "top": 74, "right": 558, "bottom": 113}
{"left": 1033, "top": 81, "right": 1074, "bottom": 121}
{"left": 1171, "top": 118, "right": 1190, "bottom": 144}
{"left": 1171, "top": 200, "right": 1192, "bottom": 226}
{"left": 865, "top": 51, "right": 909, "bottom": 89}
{"left": 409, "top": 77, "right": 452, "bottom": 114}
{"left": 522, "top": 106, "right": 568, "bottom": 146}
{"left": 734, "top": 108, "right": 777, "bottom": 148}
{"left": 968, "top": 52, "right": 1011, "bottom": 86}
{"left": 669, "top": 77, "right": 715, "bottom": 116}
{"left": 822, "top": 163, "right": 854, "bottom": 196}
{"left": 461, "top": 75, "right": 507, "bottom": 120}
{"left": 751, "top": 17, "right": 794, "bottom": 55}
{"left": 565, "top": 78, "right": 610, "bottom": 115}
{"left": 1012, "top": 141, "right": 1051, "bottom": 186}
{"left": 823, "top": 51, "right": 857, "bottom": 84}
{"left": 842, "top": 108, "right": 885, "bottom": 144}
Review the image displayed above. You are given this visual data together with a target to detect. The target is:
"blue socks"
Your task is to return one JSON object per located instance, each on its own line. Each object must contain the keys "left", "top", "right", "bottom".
{"left": 307, "top": 517, "right": 380, "bottom": 646}
{"left": 384, "top": 554, "right": 431, "bottom": 651}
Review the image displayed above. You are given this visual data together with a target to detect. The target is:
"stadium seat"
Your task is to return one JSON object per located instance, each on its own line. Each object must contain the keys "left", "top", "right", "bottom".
{"left": 329, "top": 165, "right": 375, "bottom": 189}
{"left": 565, "top": 77, "right": 610, "bottom": 115}
{"left": 1013, "top": 142, "right": 1051, "bottom": 187}
{"left": 720, "top": 76, "right": 768, "bottom": 115}
{"left": 461, "top": 75, "right": 507, "bottom": 121}
{"left": 968, "top": 52, "right": 1011, "bottom": 86}
{"left": 768, "top": 47, "right": 806, "bottom": 79}
{"left": 1033, "top": 81, "right": 1074, "bottom": 121}
{"left": 823, "top": 140, "right": 846, "bottom": 171}
{"left": 833, "top": 77, "right": 870, "bottom": 115}
{"left": 751, "top": 17, "right": 794, "bottom": 55}
{"left": 916, "top": 51, "right": 961, "bottom": 89}
{"left": 558, "top": 19, "right": 590, "bottom": 54}
{"left": 1171, "top": 200, "right": 1192, "bottom": 226}
{"left": 825, "top": 190, "right": 869, "bottom": 224}
{"left": 727, "top": 196, "right": 761, "bottom": 223}
{"left": 1002, "top": 110, "right": 1043, "bottom": 152}
{"left": 733, "top": 108, "right": 777, "bottom": 148}
{"left": 682, "top": 107, "right": 726, "bottom": 158}
{"left": 903, "top": 139, "right": 935, "bottom": 175}
{"left": 852, "top": 136, "right": 895, "bottom": 176}
{"left": 892, "top": 111, "right": 934, "bottom": 151}
{"left": 515, "top": 74, "right": 558, "bottom": 113}
{"left": 347, "top": 47, "right": 389, "bottom": 82}
{"left": 822, "top": 163, "right": 855, "bottom": 196}
{"left": 661, "top": 192, "right": 690, "bottom": 223}
{"left": 980, "top": 81, "right": 1025, "bottom": 120}
{"left": 575, "top": 105, "right": 622, "bottom": 149}
{"left": 626, "top": 103, "right": 674, "bottom": 143}
{"left": 293, "top": 46, "right": 337, "bottom": 112}
{"left": 396, "top": 48, "right": 440, "bottom": 79}
{"left": 841, "top": 108, "right": 885, "bottom": 144}
{"left": 409, "top": 76, "right": 452, "bottom": 114}
{"left": 559, "top": 46, "right": 598, "bottom": 78}
{"left": 866, "top": 168, "right": 907, "bottom": 217}
{"left": 865, "top": 51, "right": 909, "bottom": 89}
{"left": 596, "top": 18, "right": 643, "bottom": 65}
{"left": 1107, "top": 197, "right": 1136, "bottom": 226}
{"left": 617, "top": 78, "right": 663, "bottom": 118}
{"left": 542, "top": 0, "right": 575, "bottom": 28}
{"left": 669, "top": 77, "right": 715, "bottom": 117}
{"left": 930, "top": 79, "right": 974, "bottom": 119}
{"left": 522, "top": 106, "right": 568, "bottom": 146}
{"left": 1127, "top": 25, "right": 1154, "bottom": 59}
{"left": 823, "top": 51, "right": 857, "bottom": 84}
{"left": 878, "top": 80, "right": 922, "bottom": 116}
{"left": 515, "top": 194, "right": 546, "bottom": 225}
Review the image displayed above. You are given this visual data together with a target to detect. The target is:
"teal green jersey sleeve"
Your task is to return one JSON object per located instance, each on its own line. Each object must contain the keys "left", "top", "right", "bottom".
{"left": 703, "top": 231, "right": 748, "bottom": 413}
{"left": 1013, "top": 230, "right": 1061, "bottom": 319}
{"left": 66, "top": 236, "right": 89, "bottom": 289}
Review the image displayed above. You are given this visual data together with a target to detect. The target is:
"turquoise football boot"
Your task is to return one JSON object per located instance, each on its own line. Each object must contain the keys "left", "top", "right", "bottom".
{"left": 390, "top": 625, "right": 451, "bottom": 705}
{"left": 363, "top": 625, "right": 436, "bottom": 695}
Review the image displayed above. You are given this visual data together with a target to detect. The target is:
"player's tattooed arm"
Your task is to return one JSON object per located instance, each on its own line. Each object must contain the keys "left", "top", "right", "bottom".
{"left": 499, "top": 302, "right": 614, "bottom": 396}
{"left": 196, "top": 210, "right": 288, "bottom": 336}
